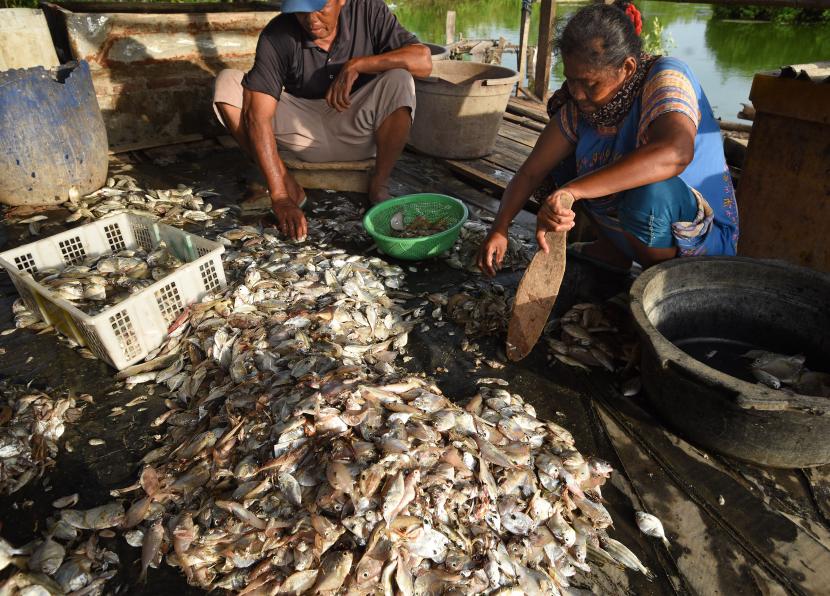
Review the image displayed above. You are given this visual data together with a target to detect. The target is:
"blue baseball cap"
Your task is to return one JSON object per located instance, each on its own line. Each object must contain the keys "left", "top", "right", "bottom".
{"left": 280, "top": 0, "right": 327, "bottom": 13}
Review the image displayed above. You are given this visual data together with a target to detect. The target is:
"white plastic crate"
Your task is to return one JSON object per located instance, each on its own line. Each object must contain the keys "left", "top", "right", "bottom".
{"left": 0, "top": 213, "right": 226, "bottom": 370}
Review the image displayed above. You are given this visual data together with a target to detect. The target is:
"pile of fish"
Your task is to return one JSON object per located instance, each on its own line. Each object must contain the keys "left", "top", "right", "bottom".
{"left": 0, "top": 380, "right": 83, "bottom": 495}
{"left": 389, "top": 210, "right": 451, "bottom": 239}
{"left": 90, "top": 226, "right": 651, "bottom": 593}
{"left": 11, "top": 299, "right": 47, "bottom": 332}
{"left": 446, "top": 283, "right": 513, "bottom": 338}
{"left": 31, "top": 242, "right": 185, "bottom": 316}
{"left": 4, "top": 182, "right": 654, "bottom": 592}
{"left": 545, "top": 302, "right": 633, "bottom": 374}
{"left": 308, "top": 198, "right": 370, "bottom": 245}
{"left": 745, "top": 350, "right": 830, "bottom": 397}
{"left": 62, "top": 175, "right": 228, "bottom": 227}
{"left": 1, "top": 506, "right": 121, "bottom": 594}
{"left": 443, "top": 220, "right": 533, "bottom": 272}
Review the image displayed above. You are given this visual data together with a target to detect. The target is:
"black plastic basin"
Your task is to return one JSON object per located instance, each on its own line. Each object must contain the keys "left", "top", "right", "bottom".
{"left": 630, "top": 257, "right": 830, "bottom": 468}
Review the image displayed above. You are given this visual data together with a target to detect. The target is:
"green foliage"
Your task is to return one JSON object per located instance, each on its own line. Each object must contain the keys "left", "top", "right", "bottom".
{"left": 641, "top": 16, "right": 675, "bottom": 55}
{"left": 713, "top": 5, "right": 830, "bottom": 24}
{"left": 392, "top": 0, "right": 544, "bottom": 45}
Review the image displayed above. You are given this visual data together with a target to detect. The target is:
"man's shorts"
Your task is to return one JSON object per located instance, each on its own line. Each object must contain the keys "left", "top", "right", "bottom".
{"left": 213, "top": 69, "right": 416, "bottom": 162}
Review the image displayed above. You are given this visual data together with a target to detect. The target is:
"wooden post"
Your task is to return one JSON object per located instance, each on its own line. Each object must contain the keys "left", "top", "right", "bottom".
{"left": 534, "top": 0, "right": 557, "bottom": 101}
{"left": 517, "top": 0, "right": 532, "bottom": 95}
{"left": 446, "top": 11, "right": 456, "bottom": 45}
{"left": 527, "top": 46, "right": 538, "bottom": 93}
{"left": 470, "top": 40, "right": 492, "bottom": 63}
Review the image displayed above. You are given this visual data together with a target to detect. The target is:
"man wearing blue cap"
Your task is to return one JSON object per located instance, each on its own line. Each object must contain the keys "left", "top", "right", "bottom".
{"left": 214, "top": 0, "right": 431, "bottom": 240}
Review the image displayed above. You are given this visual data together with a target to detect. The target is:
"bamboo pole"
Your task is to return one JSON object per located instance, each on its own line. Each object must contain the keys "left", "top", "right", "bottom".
{"left": 533, "top": 0, "right": 557, "bottom": 101}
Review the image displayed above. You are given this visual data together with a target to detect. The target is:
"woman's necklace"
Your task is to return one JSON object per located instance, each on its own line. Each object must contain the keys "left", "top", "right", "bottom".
{"left": 546, "top": 53, "right": 659, "bottom": 128}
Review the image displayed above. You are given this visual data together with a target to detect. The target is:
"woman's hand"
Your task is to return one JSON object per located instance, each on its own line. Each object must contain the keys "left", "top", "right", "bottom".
{"left": 536, "top": 189, "right": 576, "bottom": 253}
{"left": 477, "top": 228, "right": 509, "bottom": 277}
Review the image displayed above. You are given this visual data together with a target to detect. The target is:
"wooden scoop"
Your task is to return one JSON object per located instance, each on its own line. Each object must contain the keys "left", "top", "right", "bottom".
{"left": 506, "top": 193, "right": 574, "bottom": 361}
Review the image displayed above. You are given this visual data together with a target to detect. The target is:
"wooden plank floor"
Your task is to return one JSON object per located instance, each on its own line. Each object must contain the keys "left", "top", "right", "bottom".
{"left": 443, "top": 97, "right": 547, "bottom": 197}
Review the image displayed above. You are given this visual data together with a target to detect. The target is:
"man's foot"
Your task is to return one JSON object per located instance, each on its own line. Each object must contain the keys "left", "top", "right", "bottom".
{"left": 368, "top": 187, "right": 392, "bottom": 205}
{"left": 368, "top": 173, "right": 392, "bottom": 205}
{"left": 238, "top": 180, "right": 271, "bottom": 213}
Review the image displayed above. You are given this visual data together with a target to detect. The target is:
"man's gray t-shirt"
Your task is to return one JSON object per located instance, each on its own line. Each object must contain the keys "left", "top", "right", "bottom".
{"left": 242, "top": 0, "right": 419, "bottom": 101}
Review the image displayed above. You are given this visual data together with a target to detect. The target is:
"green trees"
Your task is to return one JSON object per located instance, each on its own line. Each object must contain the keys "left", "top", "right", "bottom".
{"left": 712, "top": 5, "right": 830, "bottom": 24}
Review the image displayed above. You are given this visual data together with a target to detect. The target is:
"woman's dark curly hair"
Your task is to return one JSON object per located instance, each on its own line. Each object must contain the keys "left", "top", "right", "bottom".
{"left": 556, "top": 3, "right": 643, "bottom": 69}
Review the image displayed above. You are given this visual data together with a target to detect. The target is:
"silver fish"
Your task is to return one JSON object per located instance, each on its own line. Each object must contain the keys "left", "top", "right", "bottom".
{"left": 635, "top": 511, "right": 671, "bottom": 548}
{"left": 140, "top": 519, "right": 164, "bottom": 582}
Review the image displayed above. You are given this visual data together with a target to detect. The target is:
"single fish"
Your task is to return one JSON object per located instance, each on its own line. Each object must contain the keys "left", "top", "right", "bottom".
{"left": 0, "top": 537, "right": 26, "bottom": 572}
{"left": 600, "top": 536, "right": 655, "bottom": 579}
{"left": 27, "top": 538, "right": 65, "bottom": 575}
{"left": 278, "top": 472, "right": 303, "bottom": 507}
{"left": 313, "top": 550, "right": 353, "bottom": 592}
{"left": 139, "top": 519, "right": 164, "bottom": 582}
{"left": 635, "top": 511, "right": 671, "bottom": 548}
{"left": 382, "top": 471, "right": 406, "bottom": 526}
{"left": 752, "top": 368, "right": 782, "bottom": 390}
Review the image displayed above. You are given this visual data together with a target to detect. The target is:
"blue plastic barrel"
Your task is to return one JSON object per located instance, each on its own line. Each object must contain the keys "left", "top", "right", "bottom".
{"left": 0, "top": 60, "right": 108, "bottom": 206}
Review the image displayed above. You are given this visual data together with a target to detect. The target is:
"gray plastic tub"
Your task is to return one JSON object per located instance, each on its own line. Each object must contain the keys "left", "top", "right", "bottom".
{"left": 410, "top": 60, "right": 520, "bottom": 159}
{"left": 425, "top": 43, "right": 450, "bottom": 61}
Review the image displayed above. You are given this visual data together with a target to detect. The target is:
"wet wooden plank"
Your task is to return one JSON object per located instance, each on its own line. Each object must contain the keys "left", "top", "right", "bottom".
{"left": 110, "top": 133, "right": 205, "bottom": 155}
{"left": 503, "top": 111, "right": 547, "bottom": 133}
{"left": 508, "top": 97, "right": 551, "bottom": 123}
{"left": 597, "top": 406, "right": 757, "bottom": 595}
{"left": 481, "top": 145, "right": 527, "bottom": 175}
{"left": 803, "top": 466, "right": 830, "bottom": 525}
{"left": 498, "top": 120, "right": 540, "bottom": 148}
{"left": 592, "top": 393, "right": 830, "bottom": 595}
{"left": 721, "top": 459, "right": 830, "bottom": 534}
{"left": 445, "top": 159, "right": 512, "bottom": 192}
{"left": 493, "top": 134, "right": 534, "bottom": 164}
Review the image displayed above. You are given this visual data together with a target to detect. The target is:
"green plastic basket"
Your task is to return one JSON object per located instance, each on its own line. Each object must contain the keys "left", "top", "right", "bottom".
{"left": 363, "top": 193, "right": 469, "bottom": 261}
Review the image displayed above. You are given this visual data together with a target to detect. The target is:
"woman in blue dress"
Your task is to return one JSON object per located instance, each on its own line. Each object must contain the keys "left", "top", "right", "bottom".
{"left": 477, "top": 3, "right": 739, "bottom": 276}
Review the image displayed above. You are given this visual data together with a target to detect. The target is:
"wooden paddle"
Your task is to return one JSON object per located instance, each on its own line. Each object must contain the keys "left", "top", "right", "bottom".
{"left": 506, "top": 193, "right": 574, "bottom": 361}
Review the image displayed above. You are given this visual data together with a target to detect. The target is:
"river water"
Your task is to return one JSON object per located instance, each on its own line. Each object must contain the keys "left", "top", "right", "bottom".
{"left": 391, "top": 0, "right": 830, "bottom": 118}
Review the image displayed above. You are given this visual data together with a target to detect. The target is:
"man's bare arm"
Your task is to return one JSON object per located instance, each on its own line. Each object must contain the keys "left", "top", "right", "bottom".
{"left": 349, "top": 43, "right": 432, "bottom": 78}
{"left": 241, "top": 88, "right": 307, "bottom": 239}
{"left": 326, "top": 44, "right": 431, "bottom": 111}
{"left": 242, "top": 88, "right": 289, "bottom": 198}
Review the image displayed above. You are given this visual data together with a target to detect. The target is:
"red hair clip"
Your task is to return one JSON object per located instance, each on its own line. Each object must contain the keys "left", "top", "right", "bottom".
{"left": 625, "top": 3, "right": 643, "bottom": 35}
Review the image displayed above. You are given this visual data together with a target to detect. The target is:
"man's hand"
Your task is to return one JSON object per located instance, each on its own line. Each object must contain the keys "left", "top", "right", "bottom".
{"left": 536, "top": 189, "right": 576, "bottom": 253}
{"left": 476, "top": 229, "right": 509, "bottom": 278}
{"left": 326, "top": 59, "right": 361, "bottom": 112}
{"left": 267, "top": 167, "right": 307, "bottom": 241}
{"left": 272, "top": 199, "right": 307, "bottom": 241}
